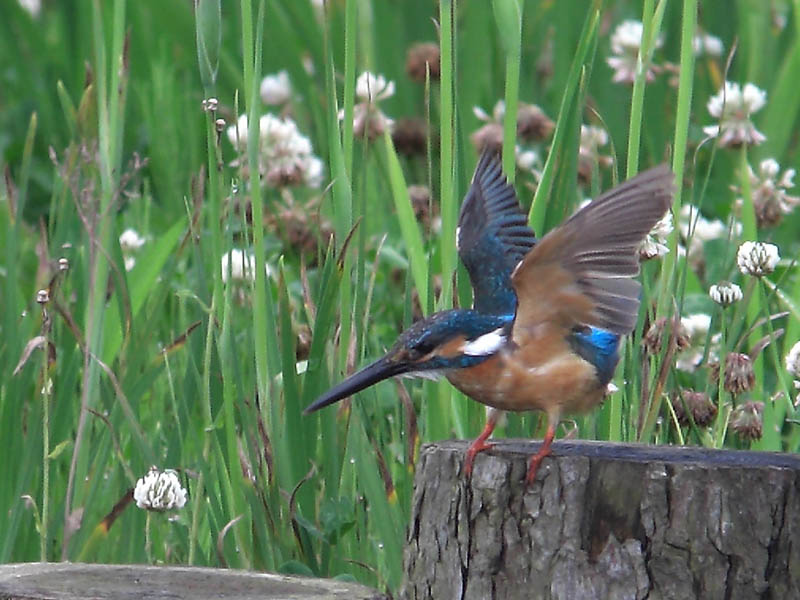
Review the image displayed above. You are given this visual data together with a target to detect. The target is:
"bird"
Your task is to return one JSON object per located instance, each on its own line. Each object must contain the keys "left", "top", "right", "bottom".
{"left": 304, "top": 150, "right": 674, "bottom": 484}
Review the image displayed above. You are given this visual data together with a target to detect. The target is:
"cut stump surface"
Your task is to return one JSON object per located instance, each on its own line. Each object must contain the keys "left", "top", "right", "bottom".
{"left": 0, "top": 562, "right": 386, "bottom": 600}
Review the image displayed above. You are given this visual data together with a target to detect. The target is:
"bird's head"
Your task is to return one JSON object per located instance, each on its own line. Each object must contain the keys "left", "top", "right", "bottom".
{"left": 304, "top": 309, "right": 511, "bottom": 414}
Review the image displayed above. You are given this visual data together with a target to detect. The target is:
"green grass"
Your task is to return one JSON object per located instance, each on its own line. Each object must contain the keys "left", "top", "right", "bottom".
{"left": 1, "top": 0, "right": 799, "bottom": 594}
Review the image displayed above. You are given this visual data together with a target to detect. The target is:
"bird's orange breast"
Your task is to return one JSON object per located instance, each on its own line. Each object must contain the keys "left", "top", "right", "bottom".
{"left": 446, "top": 328, "right": 606, "bottom": 416}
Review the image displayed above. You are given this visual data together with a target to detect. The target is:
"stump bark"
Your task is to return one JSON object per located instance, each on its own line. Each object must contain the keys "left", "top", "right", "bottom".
{"left": 401, "top": 439, "right": 800, "bottom": 600}
{"left": 0, "top": 562, "right": 386, "bottom": 600}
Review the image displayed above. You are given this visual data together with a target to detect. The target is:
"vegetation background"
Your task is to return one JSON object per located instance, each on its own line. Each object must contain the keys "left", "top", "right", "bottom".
{"left": 1, "top": 0, "right": 798, "bottom": 594}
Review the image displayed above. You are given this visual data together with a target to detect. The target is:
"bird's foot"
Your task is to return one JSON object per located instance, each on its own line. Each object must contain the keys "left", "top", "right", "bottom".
{"left": 525, "top": 422, "right": 556, "bottom": 485}
{"left": 464, "top": 438, "right": 494, "bottom": 478}
{"left": 463, "top": 409, "right": 501, "bottom": 478}
{"left": 525, "top": 446, "right": 552, "bottom": 485}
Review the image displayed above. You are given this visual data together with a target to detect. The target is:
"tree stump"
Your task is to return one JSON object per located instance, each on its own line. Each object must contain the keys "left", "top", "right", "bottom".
{"left": 0, "top": 563, "right": 386, "bottom": 600}
{"left": 401, "top": 439, "right": 800, "bottom": 600}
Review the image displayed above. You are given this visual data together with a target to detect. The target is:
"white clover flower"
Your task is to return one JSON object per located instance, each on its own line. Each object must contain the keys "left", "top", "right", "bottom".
{"left": 134, "top": 467, "right": 187, "bottom": 512}
{"left": 490, "top": 100, "right": 506, "bottom": 122}
{"left": 226, "top": 114, "right": 250, "bottom": 151}
{"left": 607, "top": 20, "right": 663, "bottom": 84}
{"left": 736, "top": 241, "right": 780, "bottom": 276}
{"left": 259, "top": 114, "right": 300, "bottom": 148}
{"left": 703, "top": 81, "right": 767, "bottom": 147}
{"left": 471, "top": 99, "right": 505, "bottom": 124}
{"left": 303, "top": 155, "right": 325, "bottom": 189}
{"left": 746, "top": 158, "right": 800, "bottom": 227}
{"left": 515, "top": 148, "right": 539, "bottom": 172}
{"left": 677, "top": 332, "right": 722, "bottom": 373}
{"left": 578, "top": 125, "right": 613, "bottom": 181}
{"left": 679, "top": 205, "right": 741, "bottom": 264}
{"left": 472, "top": 100, "right": 553, "bottom": 154}
{"left": 681, "top": 313, "right": 711, "bottom": 340}
{"left": 472, "top": 105, "right": 492, "bottom": 122}
{"left": 693, "top": 32, "right": 724, "bottom": 57}
{"left": 709, "top": 281, "right": 743, "bottom": 307}
{"left": 652, "top": 212, "right": 675, "bottom": 240}
{"left": 676, "top": 349, "right": 703, "bottom": 373}
{"left": 119, "top": 229, "right": 146, "bottom": 271}
{"left": 229, "top": 113, "right": 324, "bottom": 188}
{"left": 260, "top": 70, "right": 292, "bottom": 105}
{"left": 611, "top": 20, "right": 646, "bottom": 52}
{"left": 345, "top": 72, "right": 397, "bottom": 141}
{"left": 221, "top": 249, "right": 256, "bottom": 283}
{"left": 259, "top": 114, "right": 322, "bottom": 187}
{"left": 119, "top": 228, "right": 146, "bottom": 253}
{"left": 513, "top": 146, "right": 543, "bottom": 181}
{"left": 674, "top": 313, "right": 712, "bottom": 374}
{"left": 580, "top": 125, "right": 609, "bottom": 156}
{"left": 686, "top": 214, "right": 729, "bottom": 241}
{"left": 355, "top": 72, "right": 395, "bottom": 103}
{"left": 759, "top": 158, "right": 780, "bottom": 179}
{"left": 639, "top": 239, "right": 669, "bottom": 260}
{"left": 786, "top": 341, "right": 800, "bottom": 378}
{"left": 344, "top": 102, "right": 395, "bottom": 140}
{"left": 639, "top": 212, "right": 673, "bottom": 260}
{"left": 221, "top": 249, "right": 274, "bottom": 283}
{"left": 18, "top": 0, "right": 41, "bottom": 17}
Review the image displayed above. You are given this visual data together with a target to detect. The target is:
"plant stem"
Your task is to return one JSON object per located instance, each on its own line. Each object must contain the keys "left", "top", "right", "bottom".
{"left": 754, "top": 279, "right": 792, "bottom": 450}
{"left": 738, "top": 146, "right": 764, "bottom": 394}
{"left": 714, "top": 310, "right": 729, "bottom": 448}
{"left": 40, "top": 338, "right": 49, "bottom": 561}
{"left": 625, "top": 0, "right": 654, "bottom": 177}
{"left": 145, "top": 512, "right": 152, "bottom": 564}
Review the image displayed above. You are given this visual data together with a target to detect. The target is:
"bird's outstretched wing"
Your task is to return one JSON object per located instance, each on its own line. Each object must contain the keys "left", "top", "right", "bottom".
{"left": 457, "top": 150, "right": 537, "bottom": 316}
{"left": 511, "top": 165, "right": 674, "bottom": 342}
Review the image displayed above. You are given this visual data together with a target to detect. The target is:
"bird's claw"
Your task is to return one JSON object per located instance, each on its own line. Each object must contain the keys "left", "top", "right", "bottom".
{"left": 464, "top": 440, "right": 494, "bottom": 478}
{"left": 525, "top": 449, "right": 550, "bottom": 485}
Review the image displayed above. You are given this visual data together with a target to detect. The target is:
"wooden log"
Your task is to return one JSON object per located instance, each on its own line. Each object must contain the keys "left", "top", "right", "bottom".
{"left": 401, "top": 439, "right": 800, "bottom": 600}
{"left": 0, "top": 562, "right": 387, "bottom": 600}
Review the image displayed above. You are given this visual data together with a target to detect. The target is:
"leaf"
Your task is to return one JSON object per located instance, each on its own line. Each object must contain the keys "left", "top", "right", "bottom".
{"left": 102, "top": 219, "right": 185, "bottom": 364}
{"left": 530, "top": 6, "right": 600, "bottom": 234}
{"left": 320, "top": 496, "right": 356, "bottom": 544}
{"left": 12, "top": 335, "right": 47, "bottom": 376}
{"left": 383, "top": 133, "right": 429, "bottom": 310}
{"left": 47, "top": 439, "right": 72, "bottom": 461}
{"left": 277, "top": 560, "right": 315, "bottom": 577}
{"left": 194, "top": 0, "right": 221, "bottom": 91}
{"left": 492, "top": 0, "right": 522, "bottom": 55}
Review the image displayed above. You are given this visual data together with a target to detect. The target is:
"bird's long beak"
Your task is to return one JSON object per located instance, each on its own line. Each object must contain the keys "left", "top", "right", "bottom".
{"left": 303, "top": 354, "right": 407, "bottom": 414}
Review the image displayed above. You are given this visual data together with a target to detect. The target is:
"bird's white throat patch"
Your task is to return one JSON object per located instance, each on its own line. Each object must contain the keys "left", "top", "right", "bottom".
{"left": 399, "top": 370, "right": 443, "bottom": 381}
{"left": 461, "top": 328, "right": 506, "bottom": 356}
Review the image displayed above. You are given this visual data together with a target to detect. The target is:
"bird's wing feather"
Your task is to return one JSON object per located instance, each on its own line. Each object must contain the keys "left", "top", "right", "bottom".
{"left": 457, "top": 150, "right": 537, "bottom": 315}
{"left": 511, "top": 164, "right": 674, "bottom": 343}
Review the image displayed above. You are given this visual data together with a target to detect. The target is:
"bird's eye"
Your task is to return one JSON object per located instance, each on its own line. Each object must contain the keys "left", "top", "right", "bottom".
{"left": 410, "top": 337, "right": 435, "bottom": 356}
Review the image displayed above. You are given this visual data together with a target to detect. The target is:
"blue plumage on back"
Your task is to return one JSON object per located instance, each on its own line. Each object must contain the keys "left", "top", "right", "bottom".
{"left": 456, "top": 151, "right": 536, "bottom": 316}
{"left": 569, "top": 327, "right": 621, "bottom": 386}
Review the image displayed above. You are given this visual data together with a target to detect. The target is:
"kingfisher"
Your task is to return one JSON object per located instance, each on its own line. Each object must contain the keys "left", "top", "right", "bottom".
{"left": 305, "top": 150, "right": 673, "bottom": 484}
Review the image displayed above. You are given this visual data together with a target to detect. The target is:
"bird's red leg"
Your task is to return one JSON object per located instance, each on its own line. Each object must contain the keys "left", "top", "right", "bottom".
{"left": 526, "top": 419, "right": 556, "bottom": 485}
{"left": 464, "top": 409, "right": 501, "bottom": 478}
